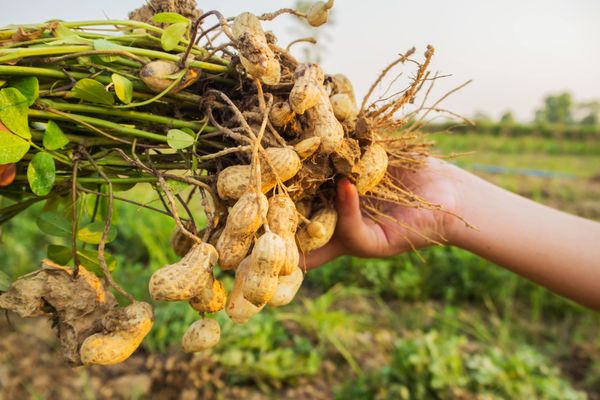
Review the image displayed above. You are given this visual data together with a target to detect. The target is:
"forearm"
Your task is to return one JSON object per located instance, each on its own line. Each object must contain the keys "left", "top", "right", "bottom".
{"left": 449, "top": 167, "right": 600, "bottom": 310}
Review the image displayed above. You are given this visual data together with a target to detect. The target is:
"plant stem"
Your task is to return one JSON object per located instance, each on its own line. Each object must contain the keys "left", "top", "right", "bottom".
{"left": 38, "top": 99, "right": 214, "bottom": 131}
{"left": 29, "top": 109, "right": 169, "bottom": 142}
{"left": 14, "top": 175, "right": 159, "bottom": 184}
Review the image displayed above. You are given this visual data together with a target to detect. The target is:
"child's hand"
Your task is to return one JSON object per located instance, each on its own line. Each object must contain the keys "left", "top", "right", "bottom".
{"left": 304, "top": 158, "right": 463, "bottom": 268}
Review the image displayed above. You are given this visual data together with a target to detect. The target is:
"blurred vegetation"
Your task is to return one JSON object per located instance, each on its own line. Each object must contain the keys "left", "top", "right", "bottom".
{"left": 1, "top": 119, "right": 600, "bottom": 398}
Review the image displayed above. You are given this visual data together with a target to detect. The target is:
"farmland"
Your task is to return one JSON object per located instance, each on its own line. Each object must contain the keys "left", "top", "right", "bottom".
{"left": 1, "top": 128, "right": 599, "bottom": 399}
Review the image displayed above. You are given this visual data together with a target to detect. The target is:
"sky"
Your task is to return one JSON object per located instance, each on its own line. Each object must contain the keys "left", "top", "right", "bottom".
{"left": 1, "top": 0, "right": 599, "bottom": 121}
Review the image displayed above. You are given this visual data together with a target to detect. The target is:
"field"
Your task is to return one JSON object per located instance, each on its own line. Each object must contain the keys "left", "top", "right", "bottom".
{"left": 1, "top": 130, "right": 599, "bottom": 399}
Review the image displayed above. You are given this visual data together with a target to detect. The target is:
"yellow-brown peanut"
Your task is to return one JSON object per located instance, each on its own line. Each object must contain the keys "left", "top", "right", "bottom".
{"left": 217, "top": 147, "right": 302, "bottom": 201}
{"left": 296, "top": 207, "right": 338, "bottom": 253}
{"left": 139, "top": 60, "right": 199, "bottom": 93}
{"left": 293, "top": 137, "right": 322, "bottom": 159}
{"left": 267, "top": 195, "right": 300, "bottom": 276}
{"left": 149, "top": 242, "right": 217, "bottom": 301}
{"left": 170, "top": 220, "right": 196, "bottom": 257}
{"left": 226, "top": 257, "right": 265, "bottom": 323}
{"left": 354, "top": 143, "right": 389, "bottom": 194}
{"left": 232, "top": 12, "right": 280, "bottom": 85}
{"left": 330, "top": 93, "right": 358, "bottom": 122}
{"left": 268, "top": 266, "right": 304, "bottom": 307}
{"left": 304, "top": 88, "right": 345, "bottom": 155}
{"left": 270, "top": 101, "right": 295, "bottom": 128}
{"left": 242, "top": 232, "right": 287, "bottom": 306}
{"left": 216, "top": 191, "right": 268, "bottom": 270}
{"left": 306, "top": 0, "right": 335, "bottom": 27}
{"left": 189, "top": 279, "right": 227, "bottom": 314}
{"left": 181, "top": 318, "right": 221, "bottom": 353}
{"left": 289, "top": 64, "right": 325, "bottom": 114}
{"left": 80, "top": 302, "right": 154, "bottom": 366}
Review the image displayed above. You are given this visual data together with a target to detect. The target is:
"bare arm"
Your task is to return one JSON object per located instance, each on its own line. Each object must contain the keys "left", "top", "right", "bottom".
{"left": 304, "top": 159, "right": 600, "bottom": 310}
{"left": 450, "top": 166, "right": 600, "bottom": 310}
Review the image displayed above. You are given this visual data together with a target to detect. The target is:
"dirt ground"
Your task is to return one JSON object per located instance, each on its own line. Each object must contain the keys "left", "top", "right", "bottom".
{"left": 0, "top": 313, "right": 342, "bottom": 400}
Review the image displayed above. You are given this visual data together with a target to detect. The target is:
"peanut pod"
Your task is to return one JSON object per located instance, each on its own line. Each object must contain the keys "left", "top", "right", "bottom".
{"left": 189, "top": 278, "right": 227, "bottom": 314}
{"left": 242, "top": 232, "right": 287, "bottom": 306}
{"left": 289, "top": 63, "right": 325, "bottom": 114}
{"left": 149, "top": 242, "right": 217, "bottom": 301}
{"left": 354, "top": 143, "right": 389, "bottom": 194}
{"left": 296, "top": 207, "right": 338, "bottom": 253}
{"left": 226, "top": 257, "right": 265, "bottom": 323}
{"left": 80, "top": 302, "right": 154, "bottom": 366}
{"left": 268, "top": 266, "right": 304, "bottom": 307}
{"left": 216, "top": 191, "right": 268, "bottom": 270}
{"left": 267, "top": 194, "right": 300, "bottom": 276}
{"left": 181, "top": 318, "right": 221, "bottom": 353}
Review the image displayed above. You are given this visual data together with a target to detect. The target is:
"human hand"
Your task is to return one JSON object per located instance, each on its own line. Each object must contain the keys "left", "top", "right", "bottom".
{"left": 303, "top": 157, "right": 465, "bottom": 268}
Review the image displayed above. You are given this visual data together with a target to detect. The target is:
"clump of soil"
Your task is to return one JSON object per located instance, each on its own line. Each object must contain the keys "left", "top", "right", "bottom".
{"left": 128, "top": 0, "right": 202, "bottom": 25}
{"left": 0, "top": 260, "right": 116, "bottom": 365}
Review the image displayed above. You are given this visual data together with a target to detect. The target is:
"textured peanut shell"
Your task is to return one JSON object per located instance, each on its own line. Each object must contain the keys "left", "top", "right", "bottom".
{"left": 330, "top": 73, "right": 356, "bottom": 99}
{"left": 232, "top": 12, "right": 281, "bottom": 85}
{"left": 297, "top": 207, "right": 338, "bottom": 253}
{"left": 189, "top": 279, "right": 227, "bottom": 314}
{"left": 354, "top": 144, "right": 389, "bottom": 194}
{"left": 268, "top": 266, "right": 304, "bottom": 307}
{"left": 330, "top": 93, "right": 358, "bottom": 122}
{"left": 216, "top": 191, "right": 268, "bottom": 270}
{"left": 216, "top": 147, "right": 302, "bottom": 201}
{"left": 289, "top": 64, "right": 325, "bottom": 114}
{"left": 181, "top": 318, "right": 221, "bottom": 353}
{"left": 267, "top": 195, "right": 300, "bottom": 276}
{"left": 80, "top": 302, "right": 154, "bottom": 366}
{"left": 305, "top": 90, "right": 345, "bottom": 154}
{"left": 149, "top": 242, "right": 217, "bottom": 301}
{"left": 170, "top": 221, "right": 196, "bottom": 258}
{"left": 242, "top": 232, "right": 287, "bottom": 306}
{"left": 269, "top": 101, "right": 295, "bottom": 128}
{"left": 293, "top": 137, "right": 322, "bottom": 159}
{"left": 306, "top": 0, "right": 335, "bottom": 27}
{"left": 139, "top": 60, "right": 179, "bottom": 93}
{"left": 226, "top": 258, "right": 265, "bottom": 323}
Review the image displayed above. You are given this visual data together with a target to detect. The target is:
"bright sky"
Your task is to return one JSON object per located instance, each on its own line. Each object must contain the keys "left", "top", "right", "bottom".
{"left": 1, "top": 0, "right": 599, "bottom": 120}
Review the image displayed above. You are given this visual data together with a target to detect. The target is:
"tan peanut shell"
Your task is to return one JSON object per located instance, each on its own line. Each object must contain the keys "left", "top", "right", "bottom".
{"left": 170, "top": 220, "right": 196, "bottom": 257}
{"left": 181, "top": 318, "right": 221, "bottom": 353}
{"left": 306, "top": 0, "right": 335, "bottom": 27}
{"left": 80, "top": 302, "right": 154, "bottom": 366}
{"left": 216, "top": 147, "right": 302, "bottom": 201}
{"left": 354, "top": 143, "right": 389, "bottom": 194}
{"left": 189, "top": 279, "right": 227, "bottom": 314}
{"left": 330, "top": 73, "right": 356, "bottom": 99}
{"left": 304, "top": 89, "right": 345, "bottom": 155}
{"left": 216, "top": 191, "right": 268, "bottom": 270}
{"left": 296, "top": 207, "right": 338, "bottom": 253}
{"left": 289, "top": 64, "right": 325, "bottom": 114}
{"left": 267, "top": 195, "right": 300, "bottom": 276}
{"left": 139, "top": 60, "right": 199, "bottom": 93}
{"left": 242, "top": 232, "right": 287, "bottom": 306}
{"left": 149, "top": 242, "right": 217, "bottom": 301}
{"left": 232, "top": 12, "right": 281, "bottom": 85}
{"left": 268, "top": 266, "right": 304, "bottom": 307}
{"left": 270, "top": 101, "right": 295, "bottom": 128}
{"left": 226, "top": 257, "right": 265, "bottom": 323}
{"left": 293, "top": 137, "right": 322, "bottom": 159}
{"left": 330, "top": 93, "right": 358, "bottom": 122}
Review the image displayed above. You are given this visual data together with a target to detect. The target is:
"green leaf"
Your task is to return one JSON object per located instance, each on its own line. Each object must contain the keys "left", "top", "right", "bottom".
{"left": 27, "top": 152, "right": 56, "bottom": 196}
{"left": 0, "top": 87, "right": 31, "bottom": 139}
{"left": 51, "top": 23, "right": 90, "bottom": 45}
{"left": 152, "top": 12, "right": 190, "bottom": 24}
{"left": 0, "top": 270, "right": 11, "bottom": 292}
{"left": 43, "top": 120, "right": 69, "bottom": 150}
{"left": 111, "top": 73, "right": 133, "bottom": 104}
{"left": 78, "top": 221, "right": 117, "bottom": 244}
{"left": 167, "top": 128, "right": 194, "bottom": 149}
{"left": 47, "top": 245, "right": 117, "bottom": 276}
{"left": 8, "top": 76, "right": 38, "bottom": 106}
{"left": 37, "top": 211, "right": 72, "bottom": 237}
{"left": 71, "top": 78, "right": 114, "bottom": 105}
{"left": 161, "top": 22, "right": 188, "bottom": 51}
{"left": 47, "top": 244, "right": 72, "bottom": 265}
{"left": 0, "top": 128, "right": 29, "bottom": 163}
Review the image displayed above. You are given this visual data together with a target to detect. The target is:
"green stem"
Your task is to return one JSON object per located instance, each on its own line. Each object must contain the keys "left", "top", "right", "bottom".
{"left": 38, "top": 99, "right": 213, "bottom": 131}
{"left": 14, "top": 175, "right": 159, "bottom": 184}
{"left": 0, "top": 65, "right": 205, "bottom": 104}
{"left": 0, "top": 44, "right": 229, "bottom": 72}
{"left": 28, "top": 109, "right": 168, "bottom": 142}
{"left": 30, "top": 130, "right": 119, "bottom": 146}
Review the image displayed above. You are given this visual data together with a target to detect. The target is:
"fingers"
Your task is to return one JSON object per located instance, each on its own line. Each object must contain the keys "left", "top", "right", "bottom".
{"left": 302, "top": 240, "right": 343, "bottom": 270}
{"left": 336, "top": 179, "right": 362, "bottom": 227}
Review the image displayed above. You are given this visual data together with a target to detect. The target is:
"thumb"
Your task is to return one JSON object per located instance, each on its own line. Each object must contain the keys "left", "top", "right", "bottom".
{"left": 336, "top": 178, "right": 363, "bottom": 229}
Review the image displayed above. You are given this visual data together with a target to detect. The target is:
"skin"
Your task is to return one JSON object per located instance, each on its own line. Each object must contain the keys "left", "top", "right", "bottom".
{"left": 304, "top": 158, "right": 600, "bottom": 311}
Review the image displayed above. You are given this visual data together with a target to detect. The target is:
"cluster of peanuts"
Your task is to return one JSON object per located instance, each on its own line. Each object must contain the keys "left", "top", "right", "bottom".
{"left": 146, "top": 7, "right": 390, "bottom": 353}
